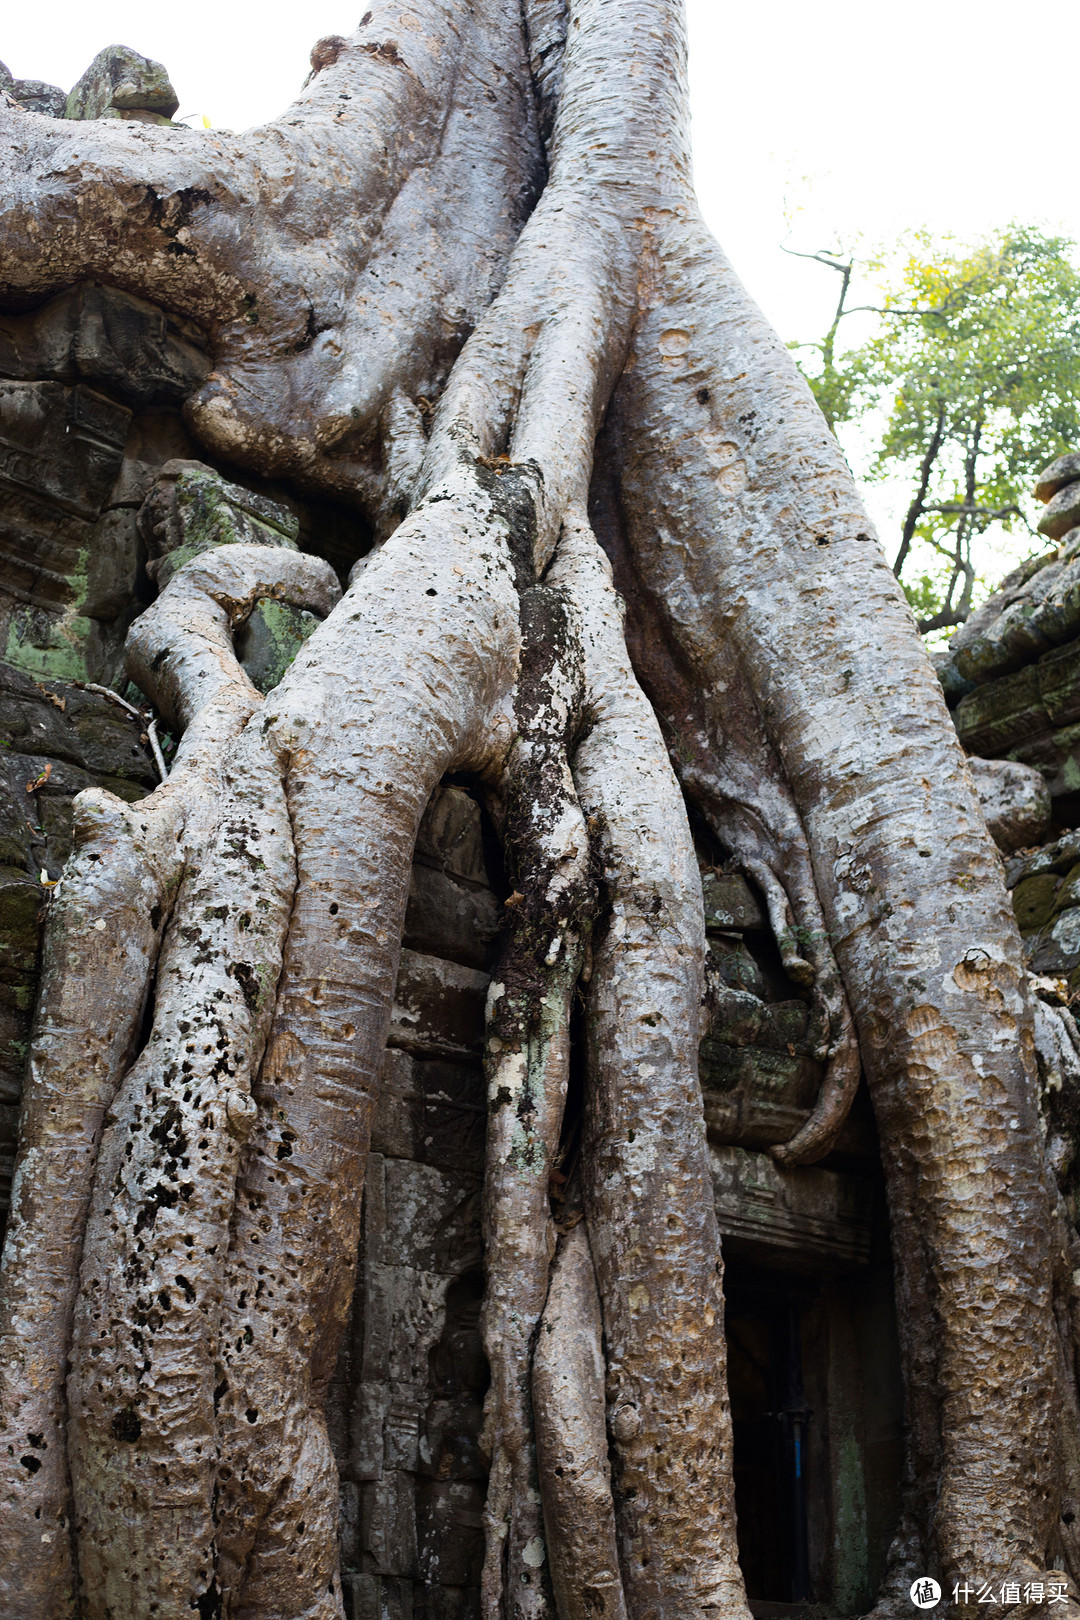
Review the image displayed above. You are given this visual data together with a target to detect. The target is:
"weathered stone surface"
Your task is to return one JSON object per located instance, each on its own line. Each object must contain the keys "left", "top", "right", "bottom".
{"left": 81, "top": 507, "right": 143, "bottom": 623}
{"left": 403, "top": 862, "right": 500, "bottom": 969}
{"left": 359, "top": 1470, "right": 419, "bottom": 1577}
{"left": 701, "top": 868, "right": 765, "bottom": 932}
{"left": 414, "top": 787, "right": 490, "bottom": 888}
{"left": 950, "top": 545, "right": 1066, "bottom": 684}
{"left": 968, "top": 756, "right": 1052, "bottom": 855}
{"left": 389, "top": 950, "right": 488, "bottom": 1059}
{"left": 0, "top": 380, "right": 132, "bottom": 680}
{"left": 932, "top": 649, "right": 974, "bottom": 707}
{"left": 416, "top": 1481, "right": 486, "bottom": 1587}
{"left": 0, "top": 283, "right": 209, "bottom": 408}
{"left": 1012, "top": 873, "right": 1061, "bottom": 933}
{"left": 233, "top": 600, "right": 319, "bottom": 694}
{"left": 136, "top": 460, "right": 324, "bottom": 690}
{"left": 704, "top": 932, "right": 769, "bottom": 1000}
{"left": 1028, "top": 906, "right": 1080, "bottom": 979}
{"left": 9, "top": 80, "right": 66, "bottom": 118}
{"left": 700, "top": 1042, "right": 824, "bottom": 1148}
{"left": 371, "top": 1050, "right": 487, "bottom": 1175}
{"left": 1035, "top": 452, "right": 1080, "bottom": 505}
{"left": 1006, "top": 829, "right": 1080, "bottom": 890}
{"left": 138, "top": 459, "right": 299, "bottom": 583}
{"left": 65, "top": 45, "right": 178, "bottom": 123}
{"left": 1029, "top": 636, "right": 1080, "bottom": 728}
{"left": 705, "top": 987, "right": 812, "bottom": 1053}
{"left": 1039, "top": 483, "right": 1080, "bottom": 542}
{"left": 710, "top": 1144, "right": 876, "bottom": 1272}
{"left": 954, "top": 664, "right": 1046, "bottom": 755}
{"left": 367, "top": 1157, "right": 482, "bottom": 1276}
{"left": 107, "top": 413, "right": 200, "bottom": 506}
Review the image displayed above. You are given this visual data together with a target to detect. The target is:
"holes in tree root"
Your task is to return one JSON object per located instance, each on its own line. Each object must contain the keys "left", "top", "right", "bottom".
{"left": 426, "top": 588, "right": 438, "bottom": 596}
{"left": 276, "top": 1132, "right": 296, "bottom": 1161}
{"left": 111, "top": 1407, "right": 142, "bottom": 1443}
{"left": 228, "top": 960, "right": 261, "bottom": 1010}
{"left": 329, "top": 903, "right": 339, "bottom": 915}
{"left": 696, "top": 388, "right": 711, "bottom": 405}
{"left": 195, "top": 1580, "right": 223, "bottom": 1620}
{"left": 19, "top": 1454, "right": 42, "bottom": 1473}
{"left": 245, "top": 1408, "right": 259, "bottom": 1424}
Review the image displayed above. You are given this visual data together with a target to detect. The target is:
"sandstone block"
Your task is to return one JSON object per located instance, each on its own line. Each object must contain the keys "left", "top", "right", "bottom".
{"left": 403, "top": 863, "right": 500, "bottom": 969}
{"left": 415, "top": 1481, "right": 485, "bottom": 1588}
{"left": 359, "top": 1470, "right": 418, "bottom": 1577}
{"left": 1035, "top": 452, "right": 1080, "bottom": 504}
{"left": 138, "top": 459, "right": 299, "bottom": 584}
{"left": 10, "top": 79, "right": 66, "bottom": 117}
{"left": 1012, "top": 873, "right": 1062, "bottom": 933}
{"left": 65, "top": 45, "right": 178, "bottom": 122}
{"left": 1039, "top": 483, "right": 1080, "bottom": 542}
{"left": 968, "top": 755, "right": 1052, "bottom": 854}
{"left": 954, "top": 665, "right": 1047, "bottom": 756}
{"left": 709, "top": 1143, "right": 875, "bottom": 1272}
{"left": 415, "top": 787, "right": 489, "bottom": 886}
{"left": 0, "top": 284, "right": 208, "bottom": 408}
{"left": 419, "top": 1397, "right": 487, "bottom": 1482}
{"left": 701, "top": 868, "right": 765, "bottom": 932}
{"left": 367, "top": 1157, "right": 482, "bottom": 1276}
{"left": 389, "top": 950, "right": 488, "bottom": 1059}
{"left": 1029, "top": 906, "right": 1080, "bottom": 977}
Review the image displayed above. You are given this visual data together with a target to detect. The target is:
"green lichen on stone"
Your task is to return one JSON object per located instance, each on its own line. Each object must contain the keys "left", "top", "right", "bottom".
{"left": 147, "top": 462, "right": 300, "bottom": 589}
{"left": 235, "top": 601, "right": 319, "bottom": 694}
{"left": 1, "top": 540, "right": 94, "bottom": 683}
{"left": 65, "top": 45, "right": 178, "bottom": 122}
{"left": 1013, "top": 873, "right": 1062, "bottom": 933}
{"left": 832, "top": 1425, "right": 869, "bottom": 1611}
{"left": 3, "top": 606, "right": 91, "bottom": 684}
{"left": 0, "top": 867, "right": 46, "bottom": 984}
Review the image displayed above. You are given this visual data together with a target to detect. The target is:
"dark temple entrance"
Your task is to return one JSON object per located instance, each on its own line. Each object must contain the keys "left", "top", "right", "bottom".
{"left": 716, "top": 1145, "right": 904, "bottom": 1615}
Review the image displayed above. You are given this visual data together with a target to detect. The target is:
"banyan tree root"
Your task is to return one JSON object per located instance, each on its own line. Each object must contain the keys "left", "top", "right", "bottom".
{"left": 478, "top": 582, "right": 595, "bottom": 1620}
{"left": 0, "top": 0, "right": 1076, "bottom": 1613}
{"left": 589, "top": 453, "right": 862, "bottom": 1166}
{"left": 606, "top": 193, "right": 1068, "bottom": 1591}
{"left": 533, "top": 1221, "right": 627, "bottom": 1620}
{"left": 554, "top": 516, "right": 749, "bottom": 1618}
{"left": 0, "top": 542, "right": 339, "bottom": 1616}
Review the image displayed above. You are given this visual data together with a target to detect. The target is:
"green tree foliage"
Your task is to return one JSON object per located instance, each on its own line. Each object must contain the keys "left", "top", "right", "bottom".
{"left": 792, "top": 227, "right": 1080, "bottom": 633}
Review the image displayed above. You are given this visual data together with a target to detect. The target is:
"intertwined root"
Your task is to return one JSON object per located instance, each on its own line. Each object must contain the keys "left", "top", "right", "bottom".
{"left": 0, "top": 2, "right": 541, "bottom": 506}
{"left": 2, "top": 0, "right": 1073, "bottom": 1610}
{"left": 0, "top": 544, "right": 339, "bottom": 1619}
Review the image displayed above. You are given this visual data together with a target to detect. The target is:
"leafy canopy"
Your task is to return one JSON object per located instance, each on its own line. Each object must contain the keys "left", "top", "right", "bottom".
{"left": 792, "top": 226, "right": 1080, "bottom": 635}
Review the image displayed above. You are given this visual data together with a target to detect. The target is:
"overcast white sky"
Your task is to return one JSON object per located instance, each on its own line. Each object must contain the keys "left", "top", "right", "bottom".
{"left": 2, "top": 0, "right": 1076, "bottom": 567}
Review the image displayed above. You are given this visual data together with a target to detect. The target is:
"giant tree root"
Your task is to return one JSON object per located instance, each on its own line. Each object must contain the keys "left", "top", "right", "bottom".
{"left": 1, "top": 0, "right": 1076, "bottom": 1612}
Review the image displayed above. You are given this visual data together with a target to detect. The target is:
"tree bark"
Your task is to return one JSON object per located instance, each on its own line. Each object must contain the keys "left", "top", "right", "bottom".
{"left": 0, "top": 1, "right": 1074, "bottom": 1617}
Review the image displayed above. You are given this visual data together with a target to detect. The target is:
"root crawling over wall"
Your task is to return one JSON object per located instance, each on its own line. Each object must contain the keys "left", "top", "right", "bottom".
{"left": 0, "top": 0, "right": 1075, "bottom": 1617}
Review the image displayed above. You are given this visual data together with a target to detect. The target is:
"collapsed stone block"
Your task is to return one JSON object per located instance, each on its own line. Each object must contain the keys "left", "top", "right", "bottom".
{"left": 65, "top": 45, "right": 178, "bottom": 123}
{"left": 968, "top": 756, "right": 1052, "bottom": 855}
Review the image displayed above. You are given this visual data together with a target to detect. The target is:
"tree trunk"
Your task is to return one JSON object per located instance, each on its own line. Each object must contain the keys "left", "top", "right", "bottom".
{"left": 0, "top": 3, "right": 1074, "bottom": 1618}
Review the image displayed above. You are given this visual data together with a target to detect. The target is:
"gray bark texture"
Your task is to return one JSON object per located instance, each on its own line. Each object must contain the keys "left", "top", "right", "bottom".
{"left": 0, "top": 2, "right": 1075, "bottom": 1618}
